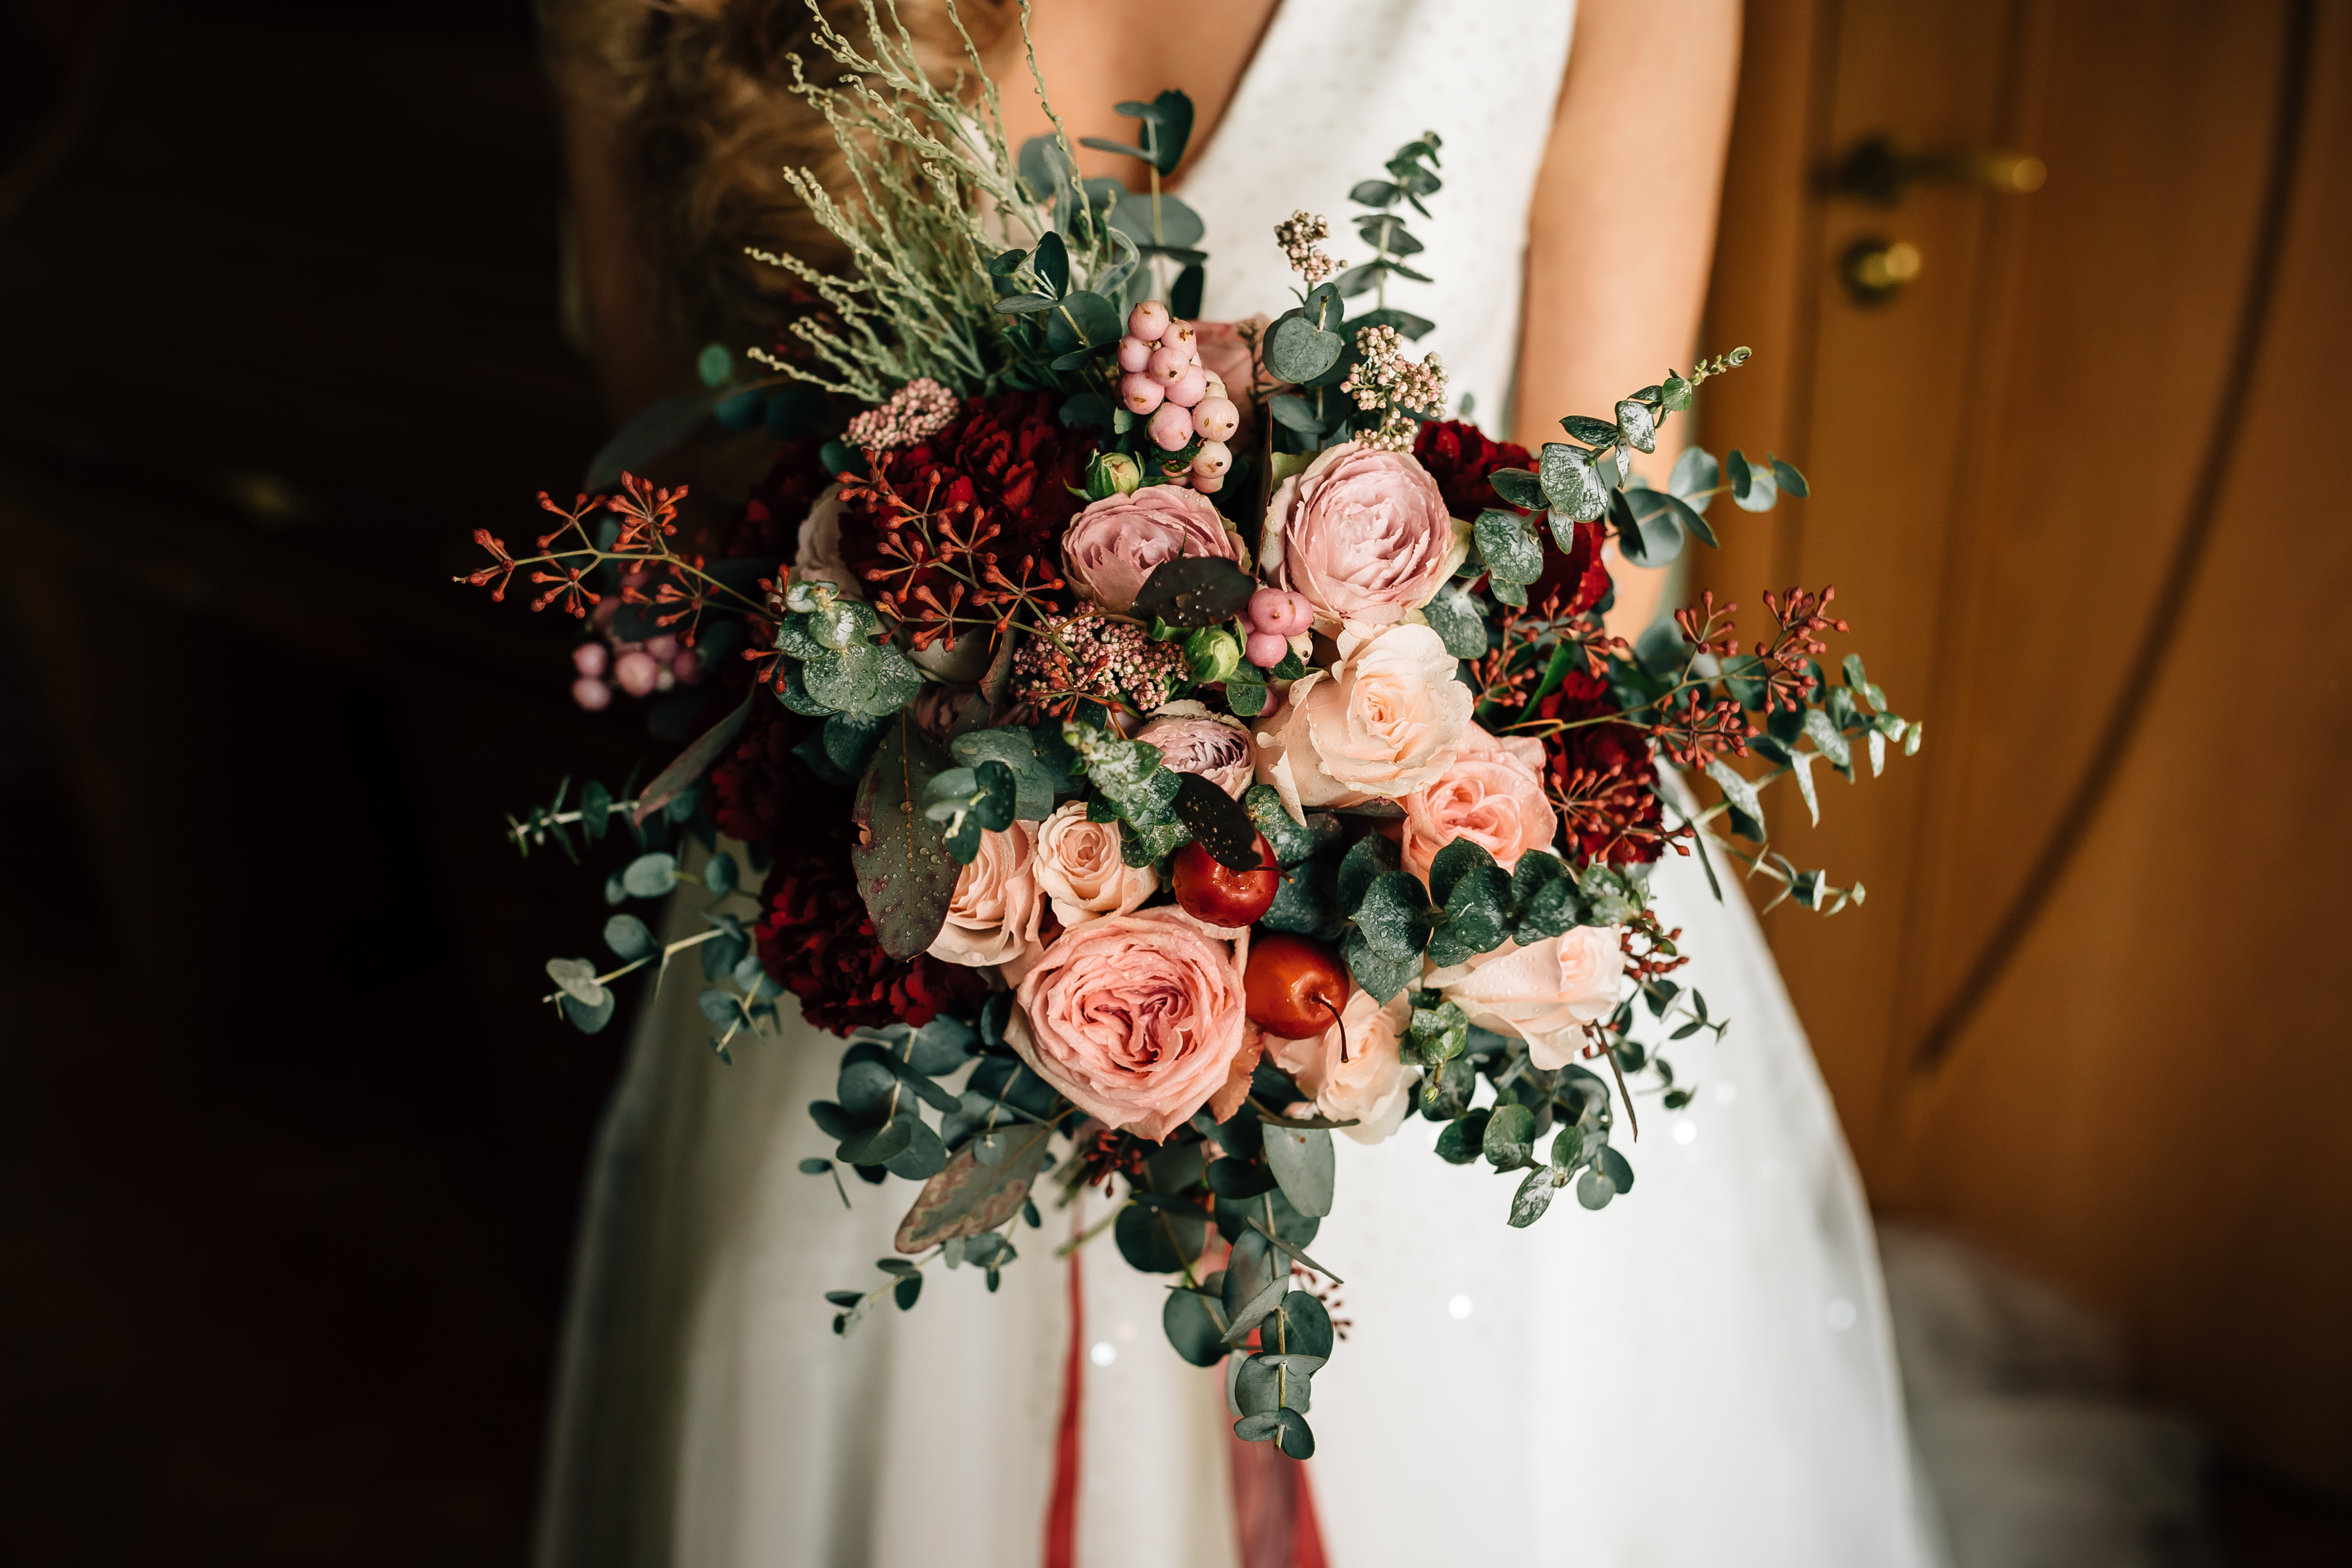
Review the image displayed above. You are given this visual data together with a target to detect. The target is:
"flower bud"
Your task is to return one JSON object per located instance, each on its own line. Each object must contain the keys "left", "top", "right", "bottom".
{"left": 1085, "top": 450, "right": 1143, "bottom": 499}
{"left": 1185, "top": 626, "right": 1243, "bottom": 684}
{"left": 1147, "top": 401, "right": 1196, "bottom": 451}
{"left": 1127, "top": 300, "right": 1171, "bottom": 341}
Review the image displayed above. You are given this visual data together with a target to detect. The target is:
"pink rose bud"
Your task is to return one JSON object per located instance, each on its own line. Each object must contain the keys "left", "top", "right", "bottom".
{"left": 671, "top": 649, "right": 701, "bottom": 683}
{"left": 614, "top": 649, "right": 661, "bottom": 696}
{"left": 1165, "top": 364, "right": 1208, "bottom": 408}
{"left": 1119, "top": 372, "right": 1167, "bottom": 415}
{"left": 1246, "top": 630, "right": 1288, "bottom": 667}
{"left": 1247, "top": 587, "right": 1314, "bottom": 637}
{"left": 1146, "top": 343, "right": 1190, "bottom": 384}
{"left": 572, "top": 642, "right": 608, "bottom": 677}
{"left": 1192, "top": 396, "right": 1240, "bottom": 442}
{"left": 1116, "top": 334, "right": 1152, "bottom": 373}
{"left": 1191, "top": 439, "right": 1233, "bottom": 479}
{"left": 1147, "top": 401, "right": 1196, "bottom": 450}
{"left": 645, "top": 634, "right": 679, "bottom": 661}
{"left": 1162, "top": 320, "right": 1198, "bottom": 357}
{"left": 572, "top": 676, "right": 612, "bottom": 710}
{"left": 1127, "top": 300, "right": 1171, "bottom": 341}
{"left": 1193, "top": 472, "right": 1225, "bottom": 494}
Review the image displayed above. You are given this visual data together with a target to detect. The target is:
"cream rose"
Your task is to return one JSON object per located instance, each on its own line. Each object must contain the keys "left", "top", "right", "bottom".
{"left": 1133, "top": 701, "right": 1255, "bottom": 799}
{"left": 1032, "top": 800, "right": 1157, "bottom": 928}
{"left": 1061, "top": 483, "right": 1241, "bottom": 614}
{"left": 1398, "top": 722, "right": 1559, "bottom": 883}
{"left": 1252, "top": 623, "right": 1473, "bottom": 818}
{"left": 1263, "top": 988, "right": 1420, "bottom": 1144}
{"left": 1424, "top": 928, "right": 1625, "bottom": 1070}
{"left": 926, "top": 822, "right": 1047, "bottom": 981}
{"left": 1010, "top": 907, "right": 1251, "bottom": 1140}
{"left": 1259, "top": 441, "right": 1463, "bottom": 627}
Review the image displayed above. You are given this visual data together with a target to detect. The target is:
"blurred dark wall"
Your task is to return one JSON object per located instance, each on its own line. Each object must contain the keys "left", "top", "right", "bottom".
{"left": 0, "top": 2, "right": 642, "bottom": 1561}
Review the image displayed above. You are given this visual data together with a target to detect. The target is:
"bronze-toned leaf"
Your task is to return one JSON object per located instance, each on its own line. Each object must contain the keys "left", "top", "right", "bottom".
{"left": 894, "top": 1121, "right": 1053, "bottom": 1252}
{"left": 849, "top": 711, "right": 960, "bottom": 959}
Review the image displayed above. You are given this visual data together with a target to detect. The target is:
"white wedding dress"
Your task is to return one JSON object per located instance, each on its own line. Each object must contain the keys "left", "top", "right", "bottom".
{"left": 535, "top": 3, "right": 1945, "bottom": 1564}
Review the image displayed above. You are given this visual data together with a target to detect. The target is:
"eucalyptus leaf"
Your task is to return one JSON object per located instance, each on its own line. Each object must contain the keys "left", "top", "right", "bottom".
{"left": 1420, "top": 583, "right": 1487, "bottom": 659}
{"left": 1539, "top": 442, "right": 1609, "bottom": 522}
{"left": 1474, "top": 508, "right": 1543, "bottom": 585}
{"left": 1260, "top": 1126, "right": 1334, "bottom": 1218}
{"left": 894, "top": 1120, "right": 1054, "bottom": 1251}
{"left": 604, "top": 914, "right": 655, "bottom": 961}
{"left": 1163, "top": 1287, "right": 1229, "bottom": 1366}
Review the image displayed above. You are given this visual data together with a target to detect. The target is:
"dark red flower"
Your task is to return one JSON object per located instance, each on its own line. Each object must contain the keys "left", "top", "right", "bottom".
{"left": 707, "top": 694, "right": 824, "bottom": 848}
{"left": 1413, "top": 420, "right": 1611, "bottom": 615}
{"left": 754, "top": 818, "right": 988, "bottom": 1036}
{"left": 1539, "top": 669, "right": 1665, "bottom": 865}
{"left": 705, "top": 437, "right": 831, "bottom": 567}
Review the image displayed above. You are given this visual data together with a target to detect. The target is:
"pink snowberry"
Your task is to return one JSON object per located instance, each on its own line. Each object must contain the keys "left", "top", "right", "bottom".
{"left": 1116, "top": 335, "right": 1152, "bottom": 373}
{"left": 572, "top": 676, "right": 613, "bottom": 711}
{"left": 1248, "top": 588, "right": 1314, "bottom": 637}
{"left": 1165, "top": 364, "right": 1207, "bottom": 408}
{"left": 1201, "top": 372, "right": 1228, "bottom": 401}
{"left": 645, "top": 634, "right": 679, "bottom": 661}
{"left": 1127, "top": 300, "right": 1170, "bottom": 341}
{"left": 1119, "top": 372, "right": 1167, "bottom": 415}
{"left": 614, "top": 649, "right": 662, "bottom": 697}
{"left": 1146, "top": 401, "right": 1196, "bottom": 451}
{"left": 1146, "top": 343, "right": 1190, "bottom": 384}
{"left": 1193, "top": 472, "right": 1225, "bottom": 495}
{"left": 572, "top": 642, "right": 608, "bottom": 678}
{"left": 1192, "top": 396, "right": 1240, "bottom": 442}
{"left": 1245, "top": 630, "right": 1288, "bottom": 667}
{"left": 671, "top": 649, "right": 701, "bottom": 683}
{"left": 1191, "top": 439, "right": 1233, "bottom": 479}
{"left": 1161, "top": 319, "right": 1198, "bottom": 357}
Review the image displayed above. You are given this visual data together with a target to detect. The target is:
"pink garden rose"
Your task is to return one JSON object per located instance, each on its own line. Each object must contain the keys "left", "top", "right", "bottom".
{"left": 1263, "top": 987, "right": 1420, "bottom": 1144}
{"left": 1194, "top": 315, "right": 1267, "bottom": 420}
{"left": 927, "top": 822, "right": 1046, "bottom": 981}
{"left": 1033, "top": 801, "right": 1156, "bottom": 928}
{"left": 1259, "top": 441, "right": 1463, "bottom": 627}
{"left": 792, "top": 483, "right": 860, "bottom": 596}
{"left": 1010, "top": 907, "right": 1251, "bottom": 1140}
{"left": 1061, "top": 483, "right": 1241, "bottom": 614}
{"left": 1398, "top": 722, "right": 1559, "bottom": 883}
{"left": 1423, "top": 928, "right": 1625, "bottom": 1070}
{"left": 1133, "top": 701, "right": 1255, "bottom": 799}
{"left": 1252, "top": 623, "right": 1473, "bottom": 817}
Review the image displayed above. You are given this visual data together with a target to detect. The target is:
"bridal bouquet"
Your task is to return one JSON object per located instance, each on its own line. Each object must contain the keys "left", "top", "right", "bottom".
{"left": 467, "top": 7, "right": 1917, "bottom": 1460}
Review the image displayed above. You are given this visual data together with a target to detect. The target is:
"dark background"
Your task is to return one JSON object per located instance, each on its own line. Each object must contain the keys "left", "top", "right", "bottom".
{"left": 3, "top": 3, "right": 2349, "bottom": 1566}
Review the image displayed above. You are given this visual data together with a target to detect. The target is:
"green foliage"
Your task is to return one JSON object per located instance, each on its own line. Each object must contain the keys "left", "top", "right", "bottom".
{"left": 849, "top": 713, "right": 961, "bottom": 960}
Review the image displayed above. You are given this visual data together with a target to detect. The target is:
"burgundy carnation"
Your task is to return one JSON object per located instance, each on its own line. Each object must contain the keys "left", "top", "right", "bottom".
{"left": 707, "top": 694, "right": 825, "bottom": 848}
{"left": 754, "top": 816, "right": 989, "bottom": 1036}
{"left": 1539, "top": 669, "right": 1664, "bottom": 865}
{"left": 1414, "top": 421, "right": 1611, "bottom": 615}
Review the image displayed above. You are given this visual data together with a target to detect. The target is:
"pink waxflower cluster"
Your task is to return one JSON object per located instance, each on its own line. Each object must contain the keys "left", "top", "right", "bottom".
{"left": 844, "top": 376, "right": 959, "bottom": 451}
{"left": 1276, "top": 210, "right": 1338, "bottom": 288}
{"left": 1011, "top": 612, "right": 1188, "bottom": 717}
{"left": 1116, "top": 301, "right": 1241, "bottom": 490}
{"left": 1339, "top": 324, "right": 1449, "bottom": 452}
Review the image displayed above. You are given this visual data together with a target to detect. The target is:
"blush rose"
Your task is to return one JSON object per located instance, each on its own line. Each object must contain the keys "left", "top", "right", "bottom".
{"left": 1251, "top": 622, "right": 1473, "bottom": 818}
{"left": 1423, "top": 927, "right": 1625, "bottom": 1069}
{"left": 1263, "top": 987, "right": 1421, "bottom": 1144}
{"left": 1061, "top": 483, "right": 1241, "bottom": 614}
{"left": 1032, "top": 801, "right": 1157, "bottom": 928}
{"left": 1010, "top": 907, "right": 1251, "bottom": 1140}
{"left": 791, "top": 483, "right": 861, "bottom": 597}
{"left": 1134, "top": 701, "right": 1255, "bottom": 799}
{"left": 1397, "top": 722, "right": 1559, "bottom": 883}
{"left": 1259, "top": 441, "right": 1464, "bottom": 627}
{"left": 926, "top": 821, "right": 1047, "bottom": 983}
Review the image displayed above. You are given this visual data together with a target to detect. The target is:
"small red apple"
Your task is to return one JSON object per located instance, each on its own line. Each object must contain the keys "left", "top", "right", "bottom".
{"left": 1244, "top": 932, "right": 1350, "bottom": 1040}
{"left": 1170, "top": 831, "right": 1279, "bottom": 926}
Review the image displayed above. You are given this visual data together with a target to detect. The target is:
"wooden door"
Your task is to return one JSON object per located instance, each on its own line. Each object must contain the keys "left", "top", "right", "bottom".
{"left": 1696, "top": 0, "right": 2352, "bottom": 1495}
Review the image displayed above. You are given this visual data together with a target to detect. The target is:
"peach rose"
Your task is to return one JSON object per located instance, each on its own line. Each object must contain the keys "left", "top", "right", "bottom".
{"left": 1194, "top": 315, "right": 1268, "bottom": 420}
{"left": 1423, "top": 928, "right": 1625, "bottom": 1070}
{"left": 927, "top": 822, "right": 1047, "bottom": 981}
{"left": 1259, "top": 442, "right": 1464, "bottom": 627}
{"left": 1251, "top": 623, "right": 1473, "bottom": 818}
{"left": 1061, "top": 483, "right": 1241, "bottom": 614}
{"left": 1010, "top": 907, "right": 1251, "bottom": 1140}
{"left": 792, "top": 483, "right": 860, "bottom": 596}
{"left": 1263, "top": 987, "right": 1420, "bottom": 1144}
{"left": 1032, "top": 800, "right": 1157, "bottom": 928}
{"left": 1133, "top": 701, "right": 1254, "bottom": 799}
{"left": 1398, "top": 722, "right": 1559, "bottom": 883}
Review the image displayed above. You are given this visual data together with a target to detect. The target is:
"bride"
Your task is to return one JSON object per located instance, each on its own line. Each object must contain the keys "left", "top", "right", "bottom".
{"left": 536, "top": 2, "right": 1943, "bottom": 1564}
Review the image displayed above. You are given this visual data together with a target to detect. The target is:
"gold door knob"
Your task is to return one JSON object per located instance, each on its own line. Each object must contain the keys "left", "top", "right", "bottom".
{"left": 1842, "top": 238, "right": 1923, "bottom": 305}
{"left": 1829, "top": 135, "right": 2047, "bottom": 207}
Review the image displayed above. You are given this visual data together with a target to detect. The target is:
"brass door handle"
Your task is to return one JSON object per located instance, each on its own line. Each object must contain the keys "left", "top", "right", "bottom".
{"left": 1841, "top": 238, "right": 1923, "bottom": 305}
{"left": 1828, "top": 135, "right": 2047, "bottom": 207}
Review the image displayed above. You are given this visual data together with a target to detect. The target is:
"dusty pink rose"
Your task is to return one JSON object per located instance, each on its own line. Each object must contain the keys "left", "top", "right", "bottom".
{"left": 1194, "top": 315, "right": 1267, "bottom": 421}
{"left": 1398, "top": 722, "right": 1559, "bottom": 883}
{"left": 1259, "top": 442, "right": 1463, "bottom": 627}
{"left": 792, "top": 483, "right": 860, "bottom": 597}
{"left": 1263, "top": 987, "right": 1420, "bottom": 1144}
{"left": 1252, "top": 623, "right": 1473, "bottom": 817}
{"left": 1010, "top": 907, "right": 1251, "bottom": 1140}
{"left": 1033, "top": 801, "right": 1156, "bottom": 928}
{"left": 1133, "top": 701, "right": 1255, "bottom": 799}
{"left": 927, "top": 822, "right": 1047, "bottom": 981}
{"left": 1423, "top": 928, "right": 1625, "bottom": 1070}
{"left": 1061, "top": 484, "right": 1240, "bottom": 614}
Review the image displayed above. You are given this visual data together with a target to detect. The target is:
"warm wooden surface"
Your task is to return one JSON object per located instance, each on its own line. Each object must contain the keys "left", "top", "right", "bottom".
{"left": 1700, "top": 0, "right": 2352, "bottom": 1495}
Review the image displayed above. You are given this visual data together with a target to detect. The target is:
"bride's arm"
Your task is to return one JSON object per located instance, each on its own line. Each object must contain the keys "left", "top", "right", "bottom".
{"left": 1512, "top": 0, "right": 1742, "bottom": 637}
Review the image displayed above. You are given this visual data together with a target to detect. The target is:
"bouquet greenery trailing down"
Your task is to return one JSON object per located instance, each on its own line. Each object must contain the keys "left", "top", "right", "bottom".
{"left": 463, "top": 2, "right": 1918, "bottom": 1462}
